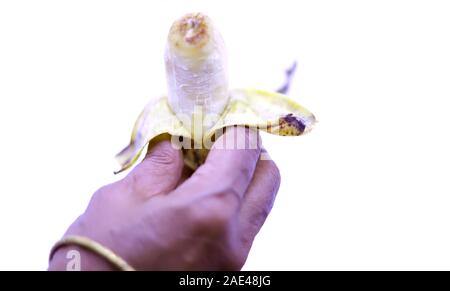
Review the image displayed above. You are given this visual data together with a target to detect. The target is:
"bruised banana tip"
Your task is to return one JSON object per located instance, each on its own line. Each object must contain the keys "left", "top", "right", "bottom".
{"left": 168, "top": 13, "right": 213, "bottom": 52}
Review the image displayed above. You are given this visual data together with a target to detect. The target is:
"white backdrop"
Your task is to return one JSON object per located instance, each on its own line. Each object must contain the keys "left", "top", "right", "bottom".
{"left": 1, "top": 0, "right": 449, "bottom": 270}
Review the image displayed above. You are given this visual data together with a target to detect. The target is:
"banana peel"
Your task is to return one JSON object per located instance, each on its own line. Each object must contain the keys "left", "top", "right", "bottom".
{"left": 115, "top": 13, "right": 316, "bottom": 174}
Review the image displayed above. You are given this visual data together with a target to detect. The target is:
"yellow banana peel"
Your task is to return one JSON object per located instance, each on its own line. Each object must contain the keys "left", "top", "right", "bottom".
{"left": 115, "top": 13, "right": 316, "bottom": 174}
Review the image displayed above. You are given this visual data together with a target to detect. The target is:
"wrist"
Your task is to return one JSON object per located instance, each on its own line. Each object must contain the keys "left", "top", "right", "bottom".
{"left": 48, "top": 244, "right": 116, "bottom": 271}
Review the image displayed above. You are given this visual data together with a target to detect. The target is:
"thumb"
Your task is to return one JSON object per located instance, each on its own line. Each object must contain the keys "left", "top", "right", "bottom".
{"left": 127, "top": 136, "right": 184, "bottom": 198}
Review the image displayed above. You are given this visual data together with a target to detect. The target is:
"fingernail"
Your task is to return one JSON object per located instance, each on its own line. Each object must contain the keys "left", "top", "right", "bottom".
{"left": 260, "top": 147, "right": 272, "bottom": 161}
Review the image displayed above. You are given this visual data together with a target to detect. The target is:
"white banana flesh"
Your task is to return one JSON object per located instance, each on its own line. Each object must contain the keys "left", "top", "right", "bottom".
{"left": 115, "top": 13, "right": 316, "bottom": 174}
{"left": 165, "top": 13, "right": 229, "bottom": 142}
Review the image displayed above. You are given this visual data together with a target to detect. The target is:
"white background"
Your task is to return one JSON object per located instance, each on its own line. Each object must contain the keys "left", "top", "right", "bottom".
{"left": 1, "top": 0, "right": 449, "bottom": 270}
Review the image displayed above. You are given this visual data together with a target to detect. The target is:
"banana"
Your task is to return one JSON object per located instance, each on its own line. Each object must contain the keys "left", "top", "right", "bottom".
{"left": 115, "top": 13, "right": 316, "bottom": 174}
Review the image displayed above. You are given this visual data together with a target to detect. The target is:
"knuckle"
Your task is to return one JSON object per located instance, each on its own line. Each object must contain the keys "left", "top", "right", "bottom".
{"left": 89, "top": 180, "right": 126, "bottom": 206}
{"left": 195, "top": 199, "right": 231, "bottom": 229}
{"left": 129, "top": 171, "right": 151, "bottom": 195}
{"left": 146, "top": 146, "right": 180, "bottom": 166}
{"left": 186, "top": 190, "right": 240, "bottom": 234}
{"left": 219, "top": 168, "right": 249, "bottom": 196}
{"left": 237, "top": 164, "right": 254, "bottom": 184}
{"left": 91, "top": 184, "right": 110, "bottom": 203}
{"left": 211, "top": 186, "right": 242, "bottom": 210}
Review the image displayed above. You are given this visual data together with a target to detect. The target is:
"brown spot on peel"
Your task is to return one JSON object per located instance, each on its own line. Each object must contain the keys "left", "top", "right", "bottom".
{"left": 278, "top": 113, "right": 306, "bottom": 136}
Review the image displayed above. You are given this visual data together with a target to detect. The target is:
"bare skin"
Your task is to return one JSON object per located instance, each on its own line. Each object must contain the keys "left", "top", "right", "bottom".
{"left": 48, "top": 127, "right": 280, "bottom": 271}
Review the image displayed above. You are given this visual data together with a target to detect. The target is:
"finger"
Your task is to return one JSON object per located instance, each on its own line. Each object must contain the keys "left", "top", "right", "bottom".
{"left": 127, "top": 135, "right": 184, "bottom": 199}
{"left": 172, "top": 127, "right": 261, "bottom": 208}
{"left": 238, "top": 149, "right": 281, "bottom": 247}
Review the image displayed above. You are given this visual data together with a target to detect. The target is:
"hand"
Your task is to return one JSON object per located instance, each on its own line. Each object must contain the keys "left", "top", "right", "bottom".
{"left": 48, "top": 127, "right": 280, "bottom": 271}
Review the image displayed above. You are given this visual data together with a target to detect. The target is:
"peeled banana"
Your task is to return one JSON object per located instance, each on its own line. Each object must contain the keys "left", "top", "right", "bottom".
{"left": 115, "top": 13, "right": 316, "bottom": 174}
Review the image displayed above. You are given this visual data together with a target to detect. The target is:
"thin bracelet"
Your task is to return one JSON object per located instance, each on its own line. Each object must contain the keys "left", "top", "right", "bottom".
{"left": 49, "top": 235, "right": 135, "bottom": 271}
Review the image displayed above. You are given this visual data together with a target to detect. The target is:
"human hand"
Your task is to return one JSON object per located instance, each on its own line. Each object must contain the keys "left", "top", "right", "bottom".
{"left": 48, "top": 127, "right": 280, "bottom": 271}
